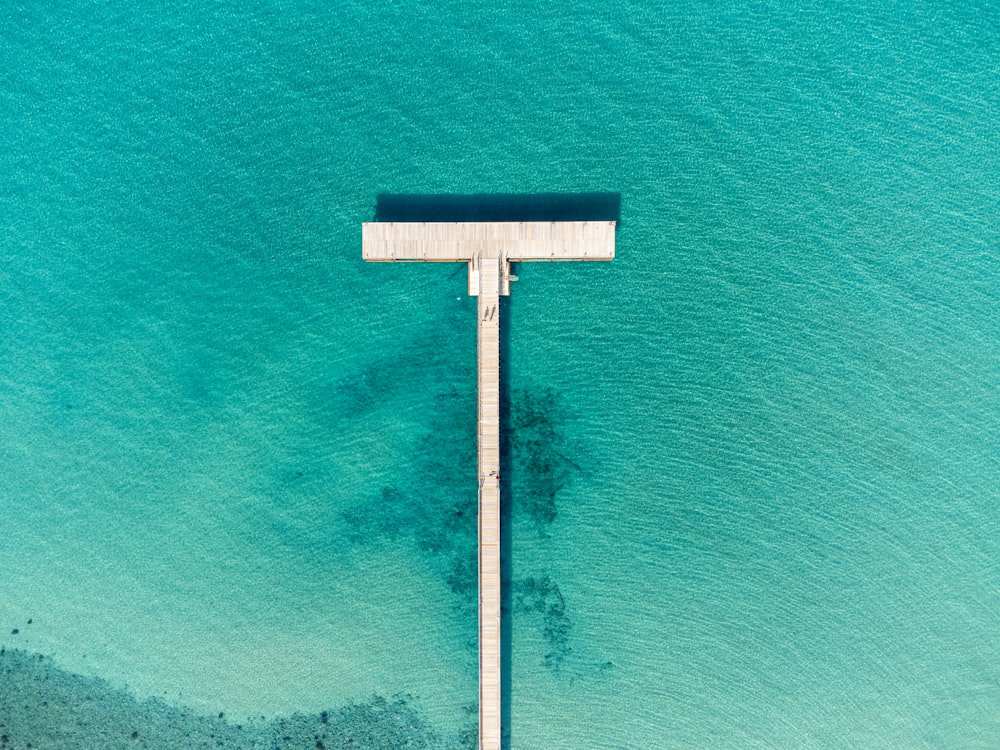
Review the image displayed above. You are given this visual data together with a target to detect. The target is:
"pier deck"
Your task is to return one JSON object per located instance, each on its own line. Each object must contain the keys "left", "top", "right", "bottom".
{"left": 362, "top": 221, "right": 614, "bottom": 750}
{"left": 477, "top": 256, "right": 501, "bottom": 749}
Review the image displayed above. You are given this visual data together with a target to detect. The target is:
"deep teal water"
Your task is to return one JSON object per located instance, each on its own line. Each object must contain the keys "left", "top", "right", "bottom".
{"left": 2, "top": 1, "right": 999, "bottom": 748}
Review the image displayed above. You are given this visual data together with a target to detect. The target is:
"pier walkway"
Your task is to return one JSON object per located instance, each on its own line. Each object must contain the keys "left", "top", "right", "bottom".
{"left": 362, "top": 221, "right": 614, "bottom": 750}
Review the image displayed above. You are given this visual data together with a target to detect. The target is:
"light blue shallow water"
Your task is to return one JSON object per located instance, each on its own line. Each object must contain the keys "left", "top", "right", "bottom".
{"left": 2, "top": 1, "right": 999, "bottom": 748}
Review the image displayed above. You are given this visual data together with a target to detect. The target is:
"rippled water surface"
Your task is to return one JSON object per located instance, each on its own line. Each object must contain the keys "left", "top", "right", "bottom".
{"left": 2, "top": 1, "right": 999, "bottom": 748}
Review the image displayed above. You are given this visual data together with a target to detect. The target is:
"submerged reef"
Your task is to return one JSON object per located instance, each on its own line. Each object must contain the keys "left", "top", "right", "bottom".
{"left": 0, "top": 648, "right": 475, "bottom": 750}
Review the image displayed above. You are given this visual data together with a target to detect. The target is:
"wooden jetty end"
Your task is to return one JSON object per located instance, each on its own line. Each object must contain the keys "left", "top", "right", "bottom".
{"left": 362, "top": 221, "right": 614, "bottom": 750}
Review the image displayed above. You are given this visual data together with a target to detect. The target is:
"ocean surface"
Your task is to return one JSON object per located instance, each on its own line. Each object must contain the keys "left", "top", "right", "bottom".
{"left": 2, "top": 1, "right": 999, "bottom": 748}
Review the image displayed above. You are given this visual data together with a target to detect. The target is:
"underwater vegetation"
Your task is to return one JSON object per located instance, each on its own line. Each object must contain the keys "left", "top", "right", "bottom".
{"left": 340, "top": 381, "right": 584, "bottom": 670}
{"left": 329, "top": 361, "right": 401, "bottom": 419}
{"left": 340, "top": 385, "right": 478, "bottom": 580}
{"left": 0, "top": 648, "right": 476, "bottom": 750}
{"left": 507, "top": 387, "right": 580, "bottom": 534}
{"left": 323, "top": 299, "right": 472, "bottom": 423}
{"left": 505, "top": 388, "right": 582, "bottom": 670}
{"left": 511, "top": 576, "right": 572, "bottom": 669}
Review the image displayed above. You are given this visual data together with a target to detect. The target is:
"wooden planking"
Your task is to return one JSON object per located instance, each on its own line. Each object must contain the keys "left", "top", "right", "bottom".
{"left": 477, "top": 257, "right": 502, "bottom": 750}
{"left": 362, "top": 221, "right": 615, "bottom": 262}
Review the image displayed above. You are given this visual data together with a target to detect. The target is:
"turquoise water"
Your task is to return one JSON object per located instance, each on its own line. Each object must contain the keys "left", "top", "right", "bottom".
{"left": 2, "top": 1, "right": 999, "bottom": 748}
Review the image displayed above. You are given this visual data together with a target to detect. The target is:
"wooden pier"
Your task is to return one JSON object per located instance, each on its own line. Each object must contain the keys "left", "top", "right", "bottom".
{"left": 363, "top": 221, "right": 614, "bottom": 750}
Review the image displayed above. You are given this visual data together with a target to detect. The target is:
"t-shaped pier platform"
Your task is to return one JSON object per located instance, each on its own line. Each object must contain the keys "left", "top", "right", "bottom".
{"left": 362, "top": 220, "right": 615, "bottom": 750}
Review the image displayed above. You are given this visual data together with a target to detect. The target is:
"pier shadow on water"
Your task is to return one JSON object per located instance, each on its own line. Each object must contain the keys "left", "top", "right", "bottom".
{"left": 374, "top": 192, "right": 621, "bottom": 225}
